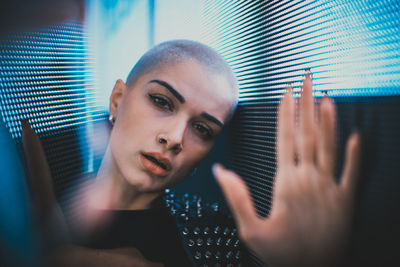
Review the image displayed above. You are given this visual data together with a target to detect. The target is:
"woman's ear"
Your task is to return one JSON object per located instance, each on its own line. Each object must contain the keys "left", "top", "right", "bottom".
{"left": 109, "top": 79, "right": 128, "bottom": 118}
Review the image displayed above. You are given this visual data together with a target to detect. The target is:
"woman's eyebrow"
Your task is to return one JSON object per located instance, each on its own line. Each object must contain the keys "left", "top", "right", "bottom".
{"left": 149, "top": 79, "right": 185, "bottom": 104}
{"left": 148, "top": 79, "right": 223, "bottom": 127}
{"left": 201, "top": 112, "right": 224, "bottom": 128}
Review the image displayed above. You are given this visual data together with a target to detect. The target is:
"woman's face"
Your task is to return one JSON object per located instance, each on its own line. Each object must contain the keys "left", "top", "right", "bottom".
{"left": 108, "top": 60, "right": 236, "bottom": 193}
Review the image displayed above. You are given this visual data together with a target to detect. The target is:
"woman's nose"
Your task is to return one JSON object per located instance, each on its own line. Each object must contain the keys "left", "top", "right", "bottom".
{"left": 157, "top": 120, "right": 186, "bottom": 154}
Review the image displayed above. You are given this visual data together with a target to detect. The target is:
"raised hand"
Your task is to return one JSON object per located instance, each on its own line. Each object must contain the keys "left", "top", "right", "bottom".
{"left": 21, "top": 121, "right": 164, "bottom": 266}
{"left": 21, "top": 120, "right": 69, "bottom": 244}
{"left": 213, "top": 74, "right": 361, "bottom": 266}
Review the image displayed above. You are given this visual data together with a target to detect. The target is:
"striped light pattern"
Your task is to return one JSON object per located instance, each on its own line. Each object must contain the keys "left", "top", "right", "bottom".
{"left": 0, "top": 22, "right": 106, "bottom": 139}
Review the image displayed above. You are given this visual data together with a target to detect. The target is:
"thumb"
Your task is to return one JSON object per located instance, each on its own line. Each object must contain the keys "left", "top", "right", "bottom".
{"left": 21, "top": 120, "right": 56, "bottom": 218}
{"left": 213, "top": 163, "right": 258, "bottom": 240}
{"left": 22, "top": 121, "right": 70, "bottom": 243}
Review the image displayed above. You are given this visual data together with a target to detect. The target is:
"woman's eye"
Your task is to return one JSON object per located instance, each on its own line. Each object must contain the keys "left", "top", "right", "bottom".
{"left": 193, "top": 123, "right": 212, "bottom": 139}
{"left": 149, "top": 94, "right": 172, "bottom": 111}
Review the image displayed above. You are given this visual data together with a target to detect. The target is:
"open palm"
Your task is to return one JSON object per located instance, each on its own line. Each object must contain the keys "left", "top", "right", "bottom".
{"left": 214, "top": 74, "right": 361, "bottom": 267}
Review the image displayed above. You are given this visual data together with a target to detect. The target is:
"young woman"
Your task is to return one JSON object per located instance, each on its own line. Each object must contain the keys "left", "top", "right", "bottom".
{"left": 68, "top": 39, "right": 240, "bottom": 266}
{"left": 22, "top": 39, "right": 360, "bottom": 267}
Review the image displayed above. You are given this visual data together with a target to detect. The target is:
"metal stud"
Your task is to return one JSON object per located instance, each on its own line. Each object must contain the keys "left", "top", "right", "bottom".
{"left": 182, "top": 227, "right": 189, "bottom": 235}
{"left": 205, "top": 251, "right": 212, "bottom": 259}
{"left": 203, "top": 226, "right": 210, "bottom": 235}
{"left": 194, "top": 251, "right": 202, "bottom": 260}
{"left": 223, "top": 227, "right": 230, "bottom": 236}
{"left": 196, "top": 238, "right": 204, "bottom": 246}
{"left": 193, "top": 227, "right": 200, "bottom": 235}
{"left": 214, "top": 226, "right": 221, "bottom": 235}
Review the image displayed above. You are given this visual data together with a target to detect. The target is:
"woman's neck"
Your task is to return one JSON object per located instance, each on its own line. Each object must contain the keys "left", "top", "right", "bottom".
{"left": 91, "top": 146, "right": 161, "bottom": 210}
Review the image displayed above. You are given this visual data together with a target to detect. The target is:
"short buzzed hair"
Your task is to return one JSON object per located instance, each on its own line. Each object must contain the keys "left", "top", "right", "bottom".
{"left": 126, "top": 39, "right": 238, "bottom": 105}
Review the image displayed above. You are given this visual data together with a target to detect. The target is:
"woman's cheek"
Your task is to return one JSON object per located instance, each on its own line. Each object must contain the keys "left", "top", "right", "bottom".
{"left": 188, "top": 144, "right": 212, "bottom": 166}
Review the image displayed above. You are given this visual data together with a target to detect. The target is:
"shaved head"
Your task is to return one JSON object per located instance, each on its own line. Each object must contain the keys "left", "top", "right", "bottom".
{"left": 126, "top": 39, "right": 238, "bottom": 106}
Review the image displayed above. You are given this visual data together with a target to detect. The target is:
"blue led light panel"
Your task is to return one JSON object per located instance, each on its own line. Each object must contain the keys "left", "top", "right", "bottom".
{"left": 0, "top": 22, "right": 105, "bottom": 139}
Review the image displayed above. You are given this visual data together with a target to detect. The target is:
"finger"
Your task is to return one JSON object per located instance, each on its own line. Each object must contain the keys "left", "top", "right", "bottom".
{"left": 299, "top": 73, "right": 316, "bottom": 164}
{"left": 21, "top": 120, "right": 56, "bottom": 218}
{"left": 340, "top": 133, "right": 361, "bottom": 196}
{"left": 277, "top": 86, "right": 296, "bottom": 169}
{"left": 212, "top": 164, "right": 259, "bottom": 236}
{"left": 317, "top": 96, "right": 337, "bottom": 176}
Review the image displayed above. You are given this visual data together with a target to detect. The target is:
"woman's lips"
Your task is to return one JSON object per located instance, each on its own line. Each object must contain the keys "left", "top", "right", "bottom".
{"left": 140, "top": 152, "right": 172, "bottom": 177}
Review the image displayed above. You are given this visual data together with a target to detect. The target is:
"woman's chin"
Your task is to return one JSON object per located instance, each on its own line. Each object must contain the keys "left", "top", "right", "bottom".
{"left": 125, "top": 173, "right": 167, "bottom": 193}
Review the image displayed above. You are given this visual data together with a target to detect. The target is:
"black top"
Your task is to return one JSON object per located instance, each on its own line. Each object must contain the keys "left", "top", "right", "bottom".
{"left": 81, "top": 198, "right": 192, "bottom": 267}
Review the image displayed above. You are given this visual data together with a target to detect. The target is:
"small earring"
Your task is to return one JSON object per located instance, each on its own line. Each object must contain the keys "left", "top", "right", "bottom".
{"left": 109, "top": 114, "right": 115, "bottom": 125}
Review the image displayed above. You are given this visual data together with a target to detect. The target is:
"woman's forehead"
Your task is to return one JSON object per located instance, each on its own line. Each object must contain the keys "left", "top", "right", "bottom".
{"left": 150, "top": 61, "right": 235, "bottom": 101}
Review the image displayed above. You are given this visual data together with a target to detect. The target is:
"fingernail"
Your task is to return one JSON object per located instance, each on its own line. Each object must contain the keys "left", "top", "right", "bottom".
{"left": 304, "top": 68, "right": 311, "bottom": 77}
{"left": 287, "top": 85, "right": 293, "bottom": 95}
{"left": 212, "top": 163, "right": 223, "bottom": 177}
